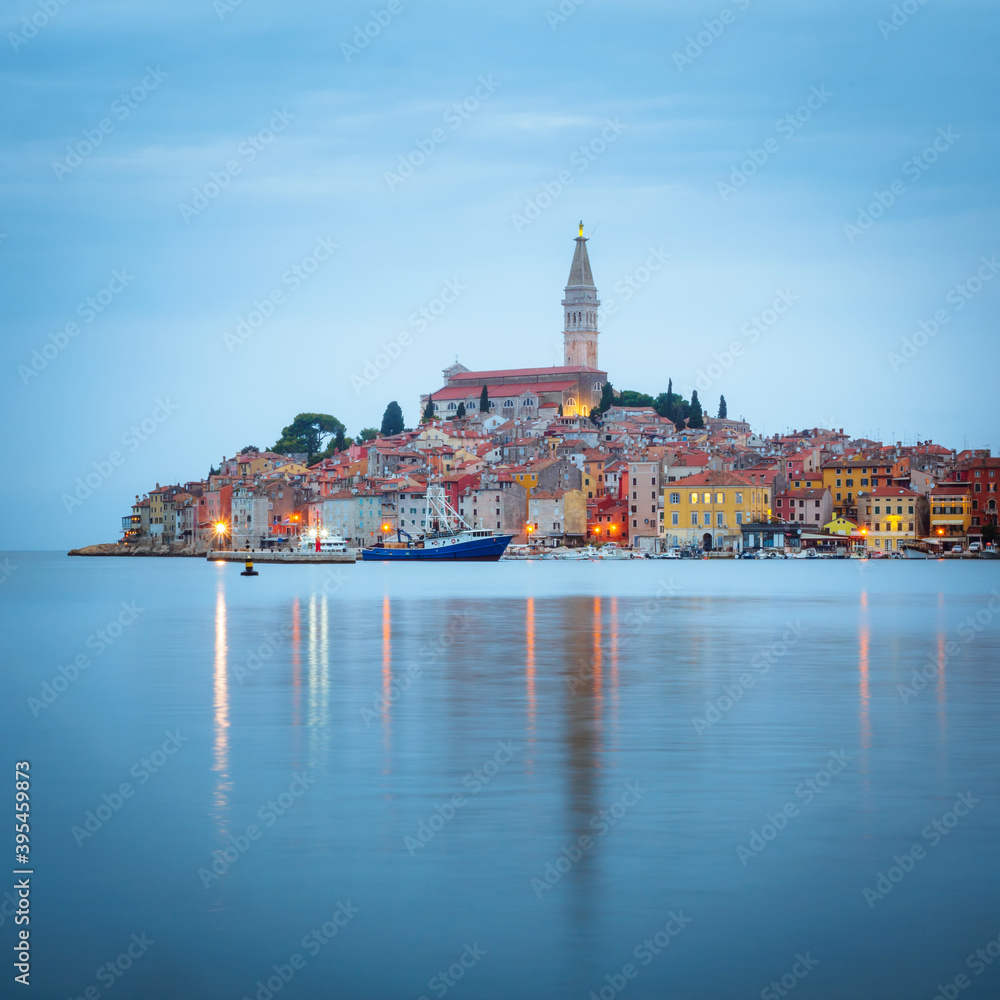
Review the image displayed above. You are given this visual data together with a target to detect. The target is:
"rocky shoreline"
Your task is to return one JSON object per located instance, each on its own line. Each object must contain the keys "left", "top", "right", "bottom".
{"left": 67, "top": 543, "right": 206, "bottom": 557}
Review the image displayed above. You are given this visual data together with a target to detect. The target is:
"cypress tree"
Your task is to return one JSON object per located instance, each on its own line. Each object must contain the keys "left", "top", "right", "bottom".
{"left": 455, "top": 402, "right": 466, "bottom": 419}
{"left": 422, "top": 396, "right": 435, "bottom": 422}
{"left": 718, "top": 395, "right": 727, "bottom": 419}
{"left": 688, "top": 391, "right": 704, "bottom": 428}
{"left": 479, "top": 384, "right": 489, "bottom": 414}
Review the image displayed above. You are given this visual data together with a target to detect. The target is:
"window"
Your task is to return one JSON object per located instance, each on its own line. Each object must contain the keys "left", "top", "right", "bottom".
{"left": 861, "top": 478, "right": 868, "bottom": 486}
{"left": 874, "top": 505, "right": 880, "bottom": 514}
{"left": 776, "top": 498, "right": 783, "bottom": 508}
{"left": 690, "top": 512, "right": 698, "bottom": 525}
{"left": 690, "top": 492, "right": 699, "bottom": 504}
{"left": 736, "top": 512, "right": 743, "bottom": 525}
{"left": 836, "top": 492, "right": 842, "bottom": 501}
{"left": 836, "top": 479, "right": 842, "bottom": 487}
{"left": 908, "top": 505, "right": 914, "bottom": 514}
{"left": 908, "top": 522, "right": 913, "bottom": 531}
{"left": 703, "top": 492, "right": 711, "bottom": 504}
{"left": 735, "top": 492, "right": 743, "bottom": 504}
{"left": 846, "top": 479, "right": 854, "bottom": 487}
{"left": 651, "top": 477, "right": 656, "bottom": 485}
{"left": 715, "top": 492, "right": 724, "bottom": 503}
{"left": 651, "top": 492, "right": 656, "bottom": 500}
{"left": 631, "top": 505, "right": 637, "bottom": 513}
{"left": 716, "top": 512, "right": 724, "bottom": 526}
{"left": 875, "top": 523, "right": 880, "bottom": 531}
{"left": 703, "top": 512, "right": 711, "bottom": 525}
{"left": 669, "top": 492, "right": 680, "bottom": 504}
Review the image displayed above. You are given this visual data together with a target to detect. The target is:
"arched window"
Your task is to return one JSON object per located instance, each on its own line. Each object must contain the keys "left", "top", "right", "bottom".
{"left": 467, "top": 401, "right": 476, "bottom": 410}
{"left": 503, "top": 399, "right": 515, "bottom": 408}
{"left": 447, "top": 402, "right": 457, "bottom": 410}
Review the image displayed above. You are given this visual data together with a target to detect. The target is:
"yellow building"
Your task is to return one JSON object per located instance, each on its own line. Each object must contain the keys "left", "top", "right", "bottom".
{"left": 823, "top": 515, "right": 859, "bottom": 537}
{"left": 929, "top": 484, "right": 972, "bottom": 542}
{"left": 857, "top": 486, "right": 929, "bottom": 552}
{"left": 662, "top": 471, "right": 770, "bottom": 550}
{"left": 820, "top": 456, "right": 896, "bottom": 514}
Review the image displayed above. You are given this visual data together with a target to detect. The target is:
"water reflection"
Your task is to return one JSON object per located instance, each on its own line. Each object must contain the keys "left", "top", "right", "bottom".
{"left": 307, "top": 592, "right": 329, "bottom": 767}
{"left": 382, "top": 595, "right": 392, "bottom": 761}
{"left": 212, "top": 584, "right": 231, "bottom": 834}
{"left": 526, "top": 596, "right": 536, "bottom": 741}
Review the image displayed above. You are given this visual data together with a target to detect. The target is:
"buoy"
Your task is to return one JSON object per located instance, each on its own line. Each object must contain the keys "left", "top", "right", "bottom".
{"left": 241, "top": 559, "right": 258, "bottom": 577}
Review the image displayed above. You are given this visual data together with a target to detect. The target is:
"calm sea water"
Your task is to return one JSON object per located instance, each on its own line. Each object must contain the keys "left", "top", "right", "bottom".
{"left": 3, "top": 553, "right": 1000, "bottom": 999}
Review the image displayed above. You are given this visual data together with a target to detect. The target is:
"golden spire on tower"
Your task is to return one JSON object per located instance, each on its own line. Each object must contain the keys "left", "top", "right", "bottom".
{"left": 578, "top": 220, "right": 584, "bottom": 238}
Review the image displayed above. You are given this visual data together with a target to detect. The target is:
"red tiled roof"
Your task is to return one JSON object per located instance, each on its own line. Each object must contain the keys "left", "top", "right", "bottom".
{"left": 432, "top": 380, "right": 578, "bottom": 401}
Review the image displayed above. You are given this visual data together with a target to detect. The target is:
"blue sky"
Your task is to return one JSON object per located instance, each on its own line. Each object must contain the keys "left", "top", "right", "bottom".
{"left": 3, "top": 0, "right": 998, "bottom": 549}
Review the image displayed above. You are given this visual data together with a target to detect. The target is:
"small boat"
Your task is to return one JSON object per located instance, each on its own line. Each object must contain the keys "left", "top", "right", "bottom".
{"left": 901, "top": 542, "right": 931, "bottom": 559}
{"left": 982, "top": 543, "right": 998, "bottom": 559}
{"left": 361, "top": 486, "right": 513, "bottom": 562}
{"left": 597, "top": 542, "right": 630, "bottom": 560}
{"left": 298, "top": 532, "right": 349, "bottom": 554}
{"left": 554, "top": 546, "right": 598, "bottom": 560}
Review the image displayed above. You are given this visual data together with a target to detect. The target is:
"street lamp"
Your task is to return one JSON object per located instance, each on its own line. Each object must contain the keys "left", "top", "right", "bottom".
{"left": 214, "top": 521, "right": 229, "bottom": 551}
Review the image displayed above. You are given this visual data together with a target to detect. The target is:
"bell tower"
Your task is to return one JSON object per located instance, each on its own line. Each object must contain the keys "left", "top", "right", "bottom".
{"left": 562, "top": 221, "right": 600, "bottom": 368}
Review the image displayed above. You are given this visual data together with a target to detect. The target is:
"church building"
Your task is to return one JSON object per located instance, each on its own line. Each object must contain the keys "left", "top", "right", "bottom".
{"left": 421, "top": 224, "right": 608, "bottom": 421}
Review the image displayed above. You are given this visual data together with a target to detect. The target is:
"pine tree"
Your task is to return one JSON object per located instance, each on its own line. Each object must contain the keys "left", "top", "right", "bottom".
{"left": 688, "top": 391, "right": 704, "bottom": 428}
{"left": 334, "top": 427, "right": 345, "bottom": 452}
{"left": 380, "top": 401, "right": 404, "bottom": 436}
{"left": 479, "top": 384, "right": 489, "bottom": 415}
{"left": 455, "top": 402, "right": 466, "bottom": 419}
{"left": 718, "top": 395, "right": 727, "bottom": 420}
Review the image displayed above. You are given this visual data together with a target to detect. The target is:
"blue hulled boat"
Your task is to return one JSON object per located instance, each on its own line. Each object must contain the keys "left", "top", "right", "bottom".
{"left": 361, "top": 485, "right": 513, "bottom": 562}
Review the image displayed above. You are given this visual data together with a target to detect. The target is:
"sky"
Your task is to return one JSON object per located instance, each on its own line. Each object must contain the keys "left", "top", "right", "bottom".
{"left": 3, "top": 0, "right": 998, "bottom": 550}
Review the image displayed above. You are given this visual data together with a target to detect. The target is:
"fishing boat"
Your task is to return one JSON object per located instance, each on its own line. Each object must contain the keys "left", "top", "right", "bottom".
{"left": 361, "top": 486, "right": 513, "bottom": 562}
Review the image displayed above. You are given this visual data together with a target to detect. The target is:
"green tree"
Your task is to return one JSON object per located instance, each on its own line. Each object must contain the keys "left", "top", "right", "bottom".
{"left": 334, "top": 427, "right": 346, "bottom": 452}
{"left": 239, "top": 445, "right": 259, "bottom": 454}
{"left": 380, "top": 401, "right": 404, "bottom": 437}
{"left": 358, "top": 427, "right": 379, "bottom": 443}
{"left": 718, "top": 395, "right": 727, "bottom": 419}
{"left": 479, "top": 384, "right": 489, "bottom": 415}
{"left": 273, "top": 413, "right": 345, "bottom": 461}
{"left": 618, "top": 389, "right": 655, "bottom": 407}
{"left": 592, "top": 381, "right": 615, "bottom": 422}
{"left": 455, "top": 402, "right": 466, "bottom": 419}
{"left": 688, "top": 391, "right": 704, "bottom": 428}
{"left": 557, "top": 403, "right": 563, "bottom": 416}
{"left": 422, "top": 397, "right": 436, "bottom": 422}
